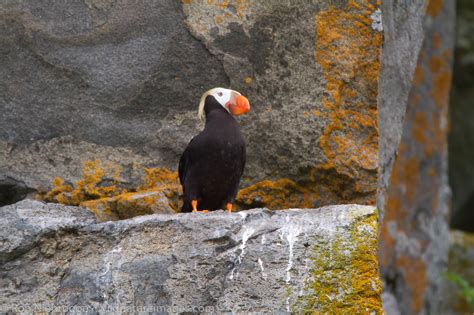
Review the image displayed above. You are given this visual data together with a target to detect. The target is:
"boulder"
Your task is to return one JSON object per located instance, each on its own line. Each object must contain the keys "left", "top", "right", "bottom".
{"left": 377, "top": 0, "right": 428, "bottom": 213}
{"left": 0, "top": 200, "right": 382, "bottom": 313}
{"left": 379, "top": 0, "right": 455, "bottom": 314}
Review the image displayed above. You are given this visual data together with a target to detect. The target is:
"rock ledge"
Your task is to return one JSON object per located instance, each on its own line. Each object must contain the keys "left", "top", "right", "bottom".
{"left": 0, "top": 200, "right": 381, "bottom": 313}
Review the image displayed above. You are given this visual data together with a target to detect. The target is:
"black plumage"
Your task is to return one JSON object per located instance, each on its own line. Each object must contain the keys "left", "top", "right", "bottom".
{"left": 179, "top": 95, "right": 246, "bottom": 212}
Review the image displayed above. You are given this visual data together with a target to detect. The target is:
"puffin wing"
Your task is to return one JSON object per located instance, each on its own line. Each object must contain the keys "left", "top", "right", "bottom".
{"left": 178, "top": 146, "right": 189, "bottom": 186}
{"left": 239, "top": 144, "right": 246, "bottom": 177}
{"left": 178, "top": 137, "right": 197, "bottom": 186}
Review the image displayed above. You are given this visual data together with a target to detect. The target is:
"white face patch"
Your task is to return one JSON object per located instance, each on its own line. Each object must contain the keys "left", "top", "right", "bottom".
{"left": 210, "top": 88, "right": 232, "bottom": 107}
{"left": 198, "top": 87, "right": 240, "bottom": 121}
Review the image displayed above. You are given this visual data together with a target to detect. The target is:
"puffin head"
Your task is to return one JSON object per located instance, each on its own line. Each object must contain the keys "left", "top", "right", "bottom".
{"left": 198, "top": 87, "right": 250, "bottom": 121}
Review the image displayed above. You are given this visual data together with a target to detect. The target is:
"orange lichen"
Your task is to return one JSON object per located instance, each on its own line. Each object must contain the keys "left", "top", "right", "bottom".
{"left": 405, "top": 157, "right": 421, "bottom": 203}
{"left": 429, "top": 56, "right": 444, "bottom": 73}
{"left": 379, "top": 224, "right": 396, "bottom": 267}
{"left": 37, "top": 160, "right": 181, "bottom": 220}
{"left": 396, "top": 255, "right": 428, "bottom": 312}
{"left": 431, "top": 71, "right": 452, "bottom": 108}
{"left": 139, "top": 167, "right": 182, "bottom": 210}
{"left": 215, "top": 0, "right": 228, "bottom": 9}
{"left": 37, "top": 160, "right": 123, "bottom": 206}
{"left": 236, "top": 179, "right": 312, "bottom": 209}
{"left": 413, "top": 65, "right": 425, "bottom": 86}
{"left": 82, "top": 190, "right": 177, "bottom": 221}
{"left": 382, "top": 157, "right": 428, "bottom": 312}
{"left": 214, "top": 15, "right": 223, "bottom": 24}
{"left": 426, "top": 0, "right": 443, "bottom": 17}
{"left": 314, "top": 0, "right": 381, "bottom": 205}
{"left": 432, "top": 32, "right": 442, "bottom": 49}
{"left": 140, "top": 167, "right": 179, "bottom": 190}
{"left": 237, "top": 161, "right": 377, "bottom": 211}
{"left": 412, "top": 111, "right": 429, "bottom": 145}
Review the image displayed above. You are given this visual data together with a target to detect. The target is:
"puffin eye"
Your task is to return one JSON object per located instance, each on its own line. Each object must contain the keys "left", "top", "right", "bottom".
{"left": 217, "top": 92, "right": 223, "bottom": 97}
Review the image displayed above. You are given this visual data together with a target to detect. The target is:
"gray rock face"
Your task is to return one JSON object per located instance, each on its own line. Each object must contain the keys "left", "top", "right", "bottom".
{"left": 0, "top": 0, "right": 225, "bottom": 191}
{"left": 379, "top": 1, "right": 455, "bottom": 314}
{"left": 0, "top": 0, "right": 383, "bottom": 208}
{"left": 377, "top": 0, "right": 428, "bottom": 217}
{"left": 0, "top": 200, "right": 381, "bottom": 313}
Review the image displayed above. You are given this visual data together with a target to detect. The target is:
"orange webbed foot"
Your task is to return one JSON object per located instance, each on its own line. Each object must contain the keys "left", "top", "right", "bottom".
{"left": 226, "top": 203, "right": 233, "bottom": 213}
{"left": 191, "top": 200, "right": 209, "bottom": 213}
{"left": 192, "top": 209, "right": 209, "bottom": 213}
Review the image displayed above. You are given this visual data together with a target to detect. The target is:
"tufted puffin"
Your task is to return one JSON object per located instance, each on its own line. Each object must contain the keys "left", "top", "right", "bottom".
{"left": 179, "top": 87, "right": 250, "bottom": 213}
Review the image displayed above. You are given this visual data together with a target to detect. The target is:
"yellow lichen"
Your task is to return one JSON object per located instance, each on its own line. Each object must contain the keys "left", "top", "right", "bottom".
{"left": 293, "top": 211, "right": 383, "bottom": 313}
{"left": 244, "top": 76, "right": 253, "bottom": 85}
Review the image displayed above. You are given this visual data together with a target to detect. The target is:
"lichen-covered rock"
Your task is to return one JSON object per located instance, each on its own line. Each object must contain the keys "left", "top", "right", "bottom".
{"left": 379, "top": 0, "right": 455, "bottom": 314}
{"left": 35, "top": 161, "right": 182, "bottom": 220}
{"left": 0, "top": 200, "right": 382, "bottom": 313}
{"left": 377, "top": 0, "right": 428, "bottom": 213}
{"left": 0, "top": 0, "right": 382, "bottom": 209}
{"left": 82, "top": 190, "right": 176, "bottom": 221}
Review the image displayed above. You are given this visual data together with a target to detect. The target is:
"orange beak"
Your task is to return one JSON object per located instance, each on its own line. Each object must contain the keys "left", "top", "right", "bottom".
{"left": 228, "top": 95, "right": 250, "bottom": 116}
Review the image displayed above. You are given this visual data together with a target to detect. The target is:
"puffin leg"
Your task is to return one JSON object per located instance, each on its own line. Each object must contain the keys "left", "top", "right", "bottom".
{"left": 192, "top": 200, "right": 208, "bottom": 213}
{"left": 226, "top": 203, "right": 233, "bottom": 213}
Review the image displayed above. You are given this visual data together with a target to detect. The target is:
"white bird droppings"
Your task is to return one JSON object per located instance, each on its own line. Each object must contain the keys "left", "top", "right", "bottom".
{"left": 279, "top": 216, "right": 303, "bottom": 311}
{"left": 370, "top": 8, "right": 383, "bottom": 32}
{"left": 229, "top": 225, "right": 255, "bottom": 280}
{"left": 258, "top": 258, "right": 267, "bottom": 280}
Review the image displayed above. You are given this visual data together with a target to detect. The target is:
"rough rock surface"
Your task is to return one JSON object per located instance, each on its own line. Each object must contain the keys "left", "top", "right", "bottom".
{"left": 379, "top": 0, "right": 455, "bottom": 314}
{"left": 0, "top": 200, "right": 382, "bottom": 313}
{"left": 377, "top": 0, "right": 428, "bottom": 215}
{"left": 0, "top": 0, "right": 383, "bottom": 208}
{"left": 81, "top": 190, "right": 177, "bottom": 221}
